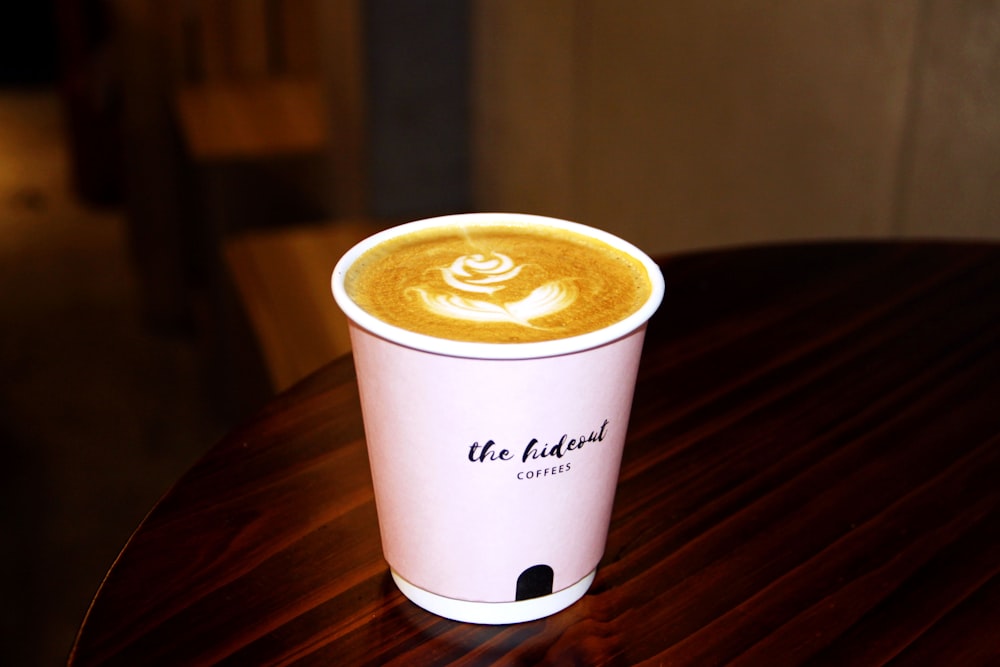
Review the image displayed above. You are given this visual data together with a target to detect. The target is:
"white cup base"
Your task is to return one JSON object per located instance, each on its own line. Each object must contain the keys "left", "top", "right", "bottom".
{"left": 390, "top": 569, "right": 596, "bottom": 625}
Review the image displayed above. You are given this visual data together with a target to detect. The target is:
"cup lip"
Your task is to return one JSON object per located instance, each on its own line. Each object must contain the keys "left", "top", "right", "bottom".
{"left": 331, "top": 212, "right": 665, "bottom": 360}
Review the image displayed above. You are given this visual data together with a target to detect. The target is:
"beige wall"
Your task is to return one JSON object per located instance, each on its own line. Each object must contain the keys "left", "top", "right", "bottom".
{"left": 472, "top": 1, "right": 1000, "bottom": 255}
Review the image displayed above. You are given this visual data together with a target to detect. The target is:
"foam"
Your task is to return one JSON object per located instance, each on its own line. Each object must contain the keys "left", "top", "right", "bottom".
{"left": 345, "top": 223, "right": 652, "bottom": 343}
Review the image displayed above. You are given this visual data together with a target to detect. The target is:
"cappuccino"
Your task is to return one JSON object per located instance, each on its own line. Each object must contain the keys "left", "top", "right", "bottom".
{"left": 344, "top": 220, "right": 652, "bottom": 343}
{"left": 331, "top": 213, "right": 663, "bottom": 623}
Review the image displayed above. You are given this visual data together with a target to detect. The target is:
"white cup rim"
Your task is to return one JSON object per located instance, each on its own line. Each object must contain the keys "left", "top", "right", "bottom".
{"left": 331, "top": 213, "right": 665, "bottom": 360}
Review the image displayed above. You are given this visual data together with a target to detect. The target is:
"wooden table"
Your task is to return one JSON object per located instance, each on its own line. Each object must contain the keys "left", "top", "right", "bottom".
{"left": 70, "top": 242, "right": 1000, "bottom": 665}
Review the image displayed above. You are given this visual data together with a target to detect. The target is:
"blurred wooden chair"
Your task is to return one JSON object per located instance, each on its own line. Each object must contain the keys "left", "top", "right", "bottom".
{"left": 157, "top": 0, "right": 338, "bottom": 236}
{"left": 168, "top": 1, "right": 327, "bottom": 156}
{"left": 217, "top": 0, "right": 470, "bottom": 392}
{"left": 156, "top": 0, "right": 370, "bottom": 404}
{"left": 223, "top": 219, "right": 392, "bottom": 392}
{"left": 159, "top": 0, "right": 375, "bottom": 392}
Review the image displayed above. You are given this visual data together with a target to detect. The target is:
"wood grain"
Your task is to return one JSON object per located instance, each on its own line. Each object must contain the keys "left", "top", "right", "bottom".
{"left": 69, "top": 242, "right": 1000, "bottom": 665}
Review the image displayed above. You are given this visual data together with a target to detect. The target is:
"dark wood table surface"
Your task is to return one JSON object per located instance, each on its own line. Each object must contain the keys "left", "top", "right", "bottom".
{"left": 69, "top": 242, "right": 1000, "bottom": 666}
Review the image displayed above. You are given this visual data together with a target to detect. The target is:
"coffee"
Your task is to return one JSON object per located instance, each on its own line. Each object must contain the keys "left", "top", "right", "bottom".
{"left": 344, "top": 221, "right": 652, "bottom": 343}
{"left": 332, "top": 213, "right": 664, "bottom": 623}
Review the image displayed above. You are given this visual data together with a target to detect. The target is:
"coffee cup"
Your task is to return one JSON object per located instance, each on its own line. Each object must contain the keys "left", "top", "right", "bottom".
{"left": 332, "top": 213, "right": 664, "bottom": 623}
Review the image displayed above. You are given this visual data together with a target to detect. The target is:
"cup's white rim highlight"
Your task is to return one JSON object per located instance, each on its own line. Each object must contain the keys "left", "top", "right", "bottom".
{"left": 331, "top": 213, "right": 665, "bottom": 360}
{"left": 391, "top": 569, "right": 596, "bottom": 624}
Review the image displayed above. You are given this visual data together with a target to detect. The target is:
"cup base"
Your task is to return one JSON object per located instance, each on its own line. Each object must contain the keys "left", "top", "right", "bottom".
{"left": 390, "top": 569, "right": 596, "bottom": 625}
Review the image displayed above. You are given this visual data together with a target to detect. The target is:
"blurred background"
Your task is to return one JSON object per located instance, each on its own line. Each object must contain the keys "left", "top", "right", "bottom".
{"left": 1, "top": 1, "right": 999, "bottom": 664}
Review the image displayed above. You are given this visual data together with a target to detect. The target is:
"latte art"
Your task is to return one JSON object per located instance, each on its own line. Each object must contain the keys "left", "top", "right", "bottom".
{"left": 409, "top": 252, "right": 578, "bottom": 327}
{"left": 343, "top": 222, "right": 653, "bottom": 343}
{"left": 441, "top": 253, "right": 523, "bottom": 294}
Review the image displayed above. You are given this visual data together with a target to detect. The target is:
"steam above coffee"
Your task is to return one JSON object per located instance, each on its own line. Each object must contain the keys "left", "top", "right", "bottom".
{"left": 344, "top": 222, "right": 653, "bottom": 343}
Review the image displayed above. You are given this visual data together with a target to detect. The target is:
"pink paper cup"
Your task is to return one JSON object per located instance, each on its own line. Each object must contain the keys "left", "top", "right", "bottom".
{"left": 332, "top": 213, "right": 664, "bottom": 624}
